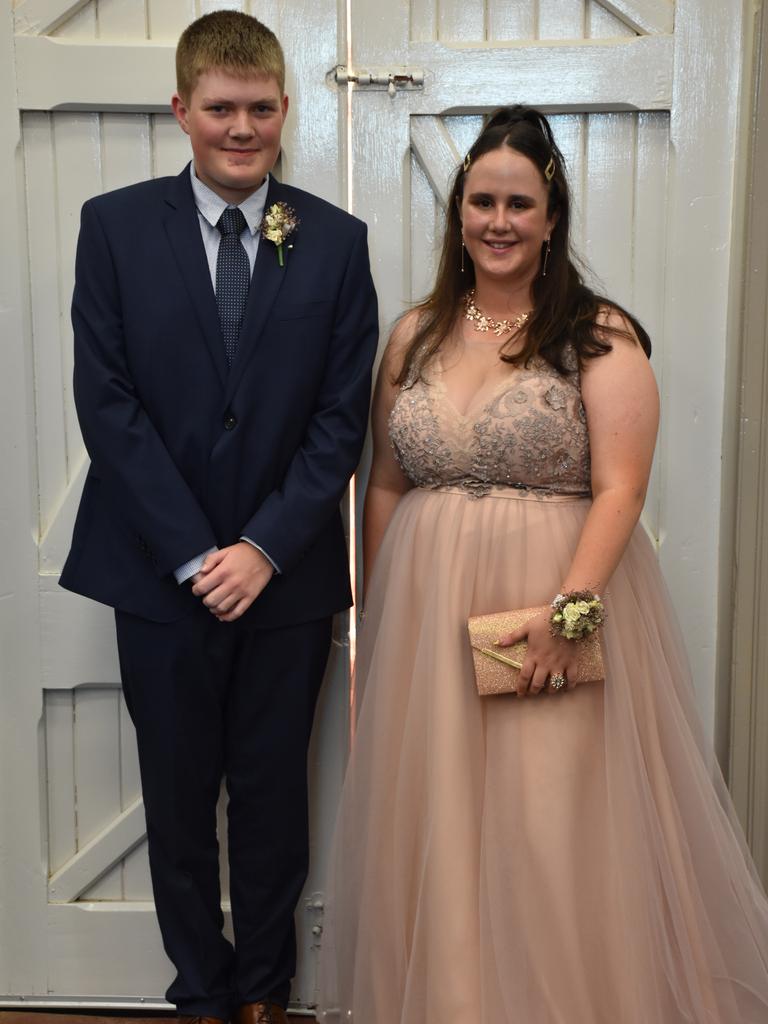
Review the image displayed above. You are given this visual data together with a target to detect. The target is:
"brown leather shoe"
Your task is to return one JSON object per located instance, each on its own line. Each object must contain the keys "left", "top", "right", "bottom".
{"left": 234, "top": 1003, "right": 288, "bottom": 1024}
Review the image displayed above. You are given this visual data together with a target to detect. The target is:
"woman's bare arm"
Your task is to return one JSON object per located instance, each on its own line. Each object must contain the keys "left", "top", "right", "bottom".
{"left": 499, "top": 310, "right": 659, "bottom": 693}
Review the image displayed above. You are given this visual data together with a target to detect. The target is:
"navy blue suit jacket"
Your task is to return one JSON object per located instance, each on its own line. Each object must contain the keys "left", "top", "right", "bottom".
{"left": 60, "top": 166, "right": 378, "bottom": 626}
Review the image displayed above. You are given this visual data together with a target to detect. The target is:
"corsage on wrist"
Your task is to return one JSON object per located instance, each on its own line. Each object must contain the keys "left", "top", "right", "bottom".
{"left": 550, "top": 589, "right": 605, "bottom": 642}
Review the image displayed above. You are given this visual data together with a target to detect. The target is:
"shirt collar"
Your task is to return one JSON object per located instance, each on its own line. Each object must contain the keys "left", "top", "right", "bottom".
{"left": 189, "top": 163, "right": 270, "bottom": 235}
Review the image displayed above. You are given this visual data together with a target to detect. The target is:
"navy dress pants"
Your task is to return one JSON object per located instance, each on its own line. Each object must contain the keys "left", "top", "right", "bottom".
{"left": 115, "top": 604, "right": 333, "bottom": 1018}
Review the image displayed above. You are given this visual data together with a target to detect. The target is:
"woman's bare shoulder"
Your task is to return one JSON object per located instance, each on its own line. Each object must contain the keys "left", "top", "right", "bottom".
{"left": 593, "top": 303, "right": 639, "bottom": 342}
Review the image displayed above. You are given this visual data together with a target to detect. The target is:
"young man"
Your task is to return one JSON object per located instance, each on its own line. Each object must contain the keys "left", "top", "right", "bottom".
{"left": 59, "top": 12, "right": 378, "bottom": 1024}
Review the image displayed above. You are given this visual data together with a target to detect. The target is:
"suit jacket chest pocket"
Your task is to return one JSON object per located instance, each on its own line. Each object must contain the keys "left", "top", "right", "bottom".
{"left": 274, "top": 301, "right": 334, "bottom": 376}
{"left": 274, "top": 299, "right": 335, "bottom": 323}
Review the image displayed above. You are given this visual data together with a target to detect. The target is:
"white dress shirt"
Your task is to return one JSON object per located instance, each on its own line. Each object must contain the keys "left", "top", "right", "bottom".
{"left": 173, "top": 166, "right": 279, "bottom": 584}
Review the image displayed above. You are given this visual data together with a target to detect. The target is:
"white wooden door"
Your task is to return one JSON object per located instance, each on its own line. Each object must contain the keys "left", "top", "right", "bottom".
{"left": 345, "top": 0, "right": 748, "bottom": 739}
{"left": 1, "top": 0, "right": 346, "bottom": 1012}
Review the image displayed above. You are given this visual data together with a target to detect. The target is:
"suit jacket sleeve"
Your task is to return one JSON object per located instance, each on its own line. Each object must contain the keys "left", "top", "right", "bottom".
{"left": 241, "top": 222, "right": 378, "bottom": 573}
{"left": 71, "top": 199, "right": 218, "bottom": 576}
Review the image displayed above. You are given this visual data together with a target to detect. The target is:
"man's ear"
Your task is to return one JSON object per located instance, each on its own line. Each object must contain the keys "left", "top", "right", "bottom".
{"left": 171, "top": 93, "right": 190, "bottom": 135}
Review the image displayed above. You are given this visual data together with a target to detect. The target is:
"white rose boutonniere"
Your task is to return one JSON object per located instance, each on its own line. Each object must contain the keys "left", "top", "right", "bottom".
{"left": 261, "top": 201, "right": 300, "bottom": 267}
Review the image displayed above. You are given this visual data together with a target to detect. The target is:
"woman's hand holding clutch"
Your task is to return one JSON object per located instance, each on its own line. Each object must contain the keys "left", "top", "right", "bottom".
{"left": 496, "top": 612, "right": 581, "bottom": 696}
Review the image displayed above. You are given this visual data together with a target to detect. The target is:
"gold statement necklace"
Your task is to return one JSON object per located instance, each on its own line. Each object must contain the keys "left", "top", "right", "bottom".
{"left": 464, "top": 290, "right": 530, "bottom": 337}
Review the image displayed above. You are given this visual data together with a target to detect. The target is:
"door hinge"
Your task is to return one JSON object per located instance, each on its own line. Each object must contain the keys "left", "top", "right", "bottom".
{"left": 333, "top": 65, "right": 425, "bottom": 97}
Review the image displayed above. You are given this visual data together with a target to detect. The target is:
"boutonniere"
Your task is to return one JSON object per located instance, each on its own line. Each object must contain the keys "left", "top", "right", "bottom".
{"left": 261, "top": 202, "right": 300, "bottom": 267}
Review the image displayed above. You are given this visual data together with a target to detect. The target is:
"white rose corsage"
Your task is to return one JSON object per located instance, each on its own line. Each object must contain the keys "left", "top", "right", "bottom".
{"left": 261, "top": 201, "right": 300, "bottom": 267}
{"left": 550, "top": 589, "right": 605, "bottom": 642}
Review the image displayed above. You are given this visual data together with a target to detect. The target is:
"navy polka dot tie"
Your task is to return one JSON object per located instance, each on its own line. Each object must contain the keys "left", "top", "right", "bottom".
{"left": 215, "top": 207, "right": 250, "bottom": 366}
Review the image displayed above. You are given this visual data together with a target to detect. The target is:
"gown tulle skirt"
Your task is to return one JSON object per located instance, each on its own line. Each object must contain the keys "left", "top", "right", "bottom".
{"left": 316, "top": 486, "right": 768, "bottom": 1023}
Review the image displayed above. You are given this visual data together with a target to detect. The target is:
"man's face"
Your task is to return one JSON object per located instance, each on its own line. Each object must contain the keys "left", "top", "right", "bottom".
{"left": 172, "top": 68, "right": 288, "bottom": 204}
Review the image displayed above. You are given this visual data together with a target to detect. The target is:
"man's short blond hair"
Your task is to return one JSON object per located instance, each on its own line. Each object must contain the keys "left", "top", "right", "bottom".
{"left": 176, "top": 10, "right": 285, "bottom": 101}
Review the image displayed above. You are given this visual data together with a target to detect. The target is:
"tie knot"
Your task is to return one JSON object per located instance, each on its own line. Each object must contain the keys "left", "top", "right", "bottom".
{"left": 217, "top": 206, "right": 247, "bottom": 238}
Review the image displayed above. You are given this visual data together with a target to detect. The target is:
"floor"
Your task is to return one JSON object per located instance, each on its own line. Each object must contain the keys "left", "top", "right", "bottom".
{"left": 0, "top": 1015, "right": 308, "bottom": 1024}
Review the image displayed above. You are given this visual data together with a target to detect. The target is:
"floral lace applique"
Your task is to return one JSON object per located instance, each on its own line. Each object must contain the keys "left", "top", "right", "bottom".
{"left": 544, "top": 384, "right": 568, "bottom": 411}
{"left": 388, "top": 384, "right": 454, "bottom": 489}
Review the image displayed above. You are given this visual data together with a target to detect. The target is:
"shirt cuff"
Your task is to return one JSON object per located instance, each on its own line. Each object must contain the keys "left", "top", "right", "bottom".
{"left": 174, "top": 547, "right": 218, "bottom": 584}
{"left": 240, "top": 536, "right": 281, "bottom": 574}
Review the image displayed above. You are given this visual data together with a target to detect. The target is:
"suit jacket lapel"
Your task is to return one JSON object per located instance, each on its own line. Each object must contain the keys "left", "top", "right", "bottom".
{"left": 225, "top": 177, "right": 292, "bottom": 401}
{"left": 162, "top": 166, "right": 228, "bottom": 387}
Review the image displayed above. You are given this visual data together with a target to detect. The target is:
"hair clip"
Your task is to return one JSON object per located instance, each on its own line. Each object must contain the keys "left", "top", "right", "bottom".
{"left": 544, "top": 156, "right": 556, "bottom": 182}
{"left": 463, "top": 152, "right": 471, "bottom": 173}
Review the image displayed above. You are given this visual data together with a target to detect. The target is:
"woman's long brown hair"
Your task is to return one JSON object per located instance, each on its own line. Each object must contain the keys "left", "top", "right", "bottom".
{"left": 395, "top": 106, "right": 651, "bottom": 385}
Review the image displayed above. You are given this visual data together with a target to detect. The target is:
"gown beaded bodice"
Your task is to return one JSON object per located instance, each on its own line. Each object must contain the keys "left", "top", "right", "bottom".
{"left": 388, "top": 352, "right": 592, "bottom": 498}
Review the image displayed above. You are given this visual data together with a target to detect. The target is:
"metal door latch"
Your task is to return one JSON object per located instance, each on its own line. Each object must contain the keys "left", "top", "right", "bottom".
{"left": 305, "top": 893, "right": 325, "bottom": 948}
{"left": 333, "top": 66, "right": 425, "bottom": 97}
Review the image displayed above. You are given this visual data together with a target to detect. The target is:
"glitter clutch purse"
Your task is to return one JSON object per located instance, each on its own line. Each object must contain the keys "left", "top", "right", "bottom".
{"left": 467, "top": 606, "right": 604, "bottom": 696}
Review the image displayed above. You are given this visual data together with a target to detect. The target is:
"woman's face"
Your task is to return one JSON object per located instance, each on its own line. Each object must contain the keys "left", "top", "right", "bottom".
{"left": 459, "top": 146, "right": 556, "bottom": 291}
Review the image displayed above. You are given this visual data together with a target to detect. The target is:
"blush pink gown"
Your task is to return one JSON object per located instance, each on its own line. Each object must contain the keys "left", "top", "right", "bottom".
{"left": 316, "top": 353, "right": 768, "bottom": 1023}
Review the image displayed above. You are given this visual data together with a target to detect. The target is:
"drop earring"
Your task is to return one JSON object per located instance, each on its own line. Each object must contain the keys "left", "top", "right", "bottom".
{"left": 542, "top": 237, "right": 551, "bottom": 278}
{"left": 460, "top": 231, "right": 466, "bottom": 273}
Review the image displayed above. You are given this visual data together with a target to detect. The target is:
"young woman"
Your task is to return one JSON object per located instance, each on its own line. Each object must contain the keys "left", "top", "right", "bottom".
{"left": 317, "top": 107, "right": 768, "bottom": 1023}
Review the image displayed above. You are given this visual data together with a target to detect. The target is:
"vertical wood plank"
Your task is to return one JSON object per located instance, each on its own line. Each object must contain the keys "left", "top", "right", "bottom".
{"left": 247, "top": 0, "right": 281, "bottom": 27}
{"left": 51, "top": 113, "right": 103, "bottom": 486}
{"left": 581, "top": 112, "right": 635, "bottom": 310}
{"left": 45, "top": 691, "right": 77, "bottom": 876}
{"left": 102, "top": 114, "right": 152, "bottom": 192}
{"left": 74, "top": 687, "right": 123, "bottom": 899}
{"left": 538, "top": 0, "right": 585, "bottom": 38}
{"left": 488, "top": 0, "right": 536, "bottom": 41}
{"left": 411, "top": 0, "right": 437, "bottom": 41}
{"left": 654, "top": 0, "right": 748, "bottom": 737}
{"left": 438, "top": 0, "right": 485, "bottom": 42}
{"left": 21, "top": 112, "right": 69, "bottom": 538}
{"left": 632, "top": 112, "right": 669, "bottom": 545}
{"left": 550, "top": 113, "right": 586, "bottom": 253}
{"left": 270, "top": 0, "right": 342, "bottom": 204}
{"left": 152, "top": 113, "right": 191, "bottom": 178}
{"left": 729, "top": 0, "right": 768, "bottom": 879}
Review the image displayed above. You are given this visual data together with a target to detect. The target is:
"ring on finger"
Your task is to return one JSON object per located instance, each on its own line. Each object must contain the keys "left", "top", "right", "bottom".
{"left": 550, "top": 672, "right": 567, "bottom": 692}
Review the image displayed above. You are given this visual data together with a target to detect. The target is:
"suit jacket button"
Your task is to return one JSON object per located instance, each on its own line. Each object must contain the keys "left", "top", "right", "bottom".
{"left": 223, "top": 411, "right": 237, "bottom": 431}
